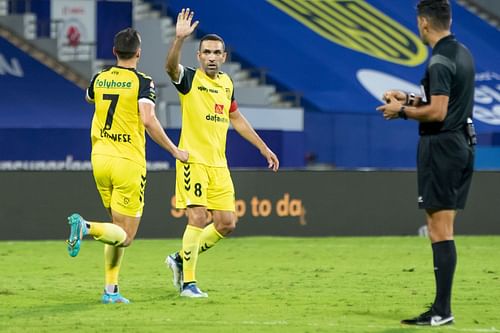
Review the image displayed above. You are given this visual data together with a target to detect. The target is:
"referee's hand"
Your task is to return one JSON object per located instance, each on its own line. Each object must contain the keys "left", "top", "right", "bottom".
{"left": 376, "top": 97, "right": 402, "bottom": 120}
{"left": 382, "top": 90, "right": 406, "bottom": 104}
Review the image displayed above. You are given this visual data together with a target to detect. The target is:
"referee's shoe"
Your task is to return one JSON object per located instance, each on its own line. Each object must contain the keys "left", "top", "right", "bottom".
{"left": 401, "top": 306, "right": 454, "bottom": 326}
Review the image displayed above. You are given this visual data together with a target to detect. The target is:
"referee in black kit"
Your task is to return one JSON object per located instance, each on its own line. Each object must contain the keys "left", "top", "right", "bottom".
{"left": 376, "top": 0, "right": 475, "bottom": 326}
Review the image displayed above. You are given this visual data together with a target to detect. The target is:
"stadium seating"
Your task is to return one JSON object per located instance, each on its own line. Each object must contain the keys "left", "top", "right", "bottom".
{"left": 1, "top": 0, "right": 499, "bottom": 168}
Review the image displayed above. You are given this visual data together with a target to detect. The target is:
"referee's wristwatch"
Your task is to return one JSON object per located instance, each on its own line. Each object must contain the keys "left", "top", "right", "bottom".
{"left": 398, "top": 106, "right": 408, "bottom": 120}
{"left": 406, "top": 93, "right": 417, "bottom": 106}
{"left": 407, "top": 93, "right": 416, "bottom": 106}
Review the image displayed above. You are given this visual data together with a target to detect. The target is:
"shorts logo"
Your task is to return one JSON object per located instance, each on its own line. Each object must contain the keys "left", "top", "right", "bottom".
{"left": 183, "top": 164, "right": 191, "bottom": 191}
{"left": 214, "top": 103, "right": 224, "bottom": 114}
{"left": 140, "top": 174, "right": 146, "bottom": 203}
{"left": 267, "top": 0, "right": 427, "bottom": 66}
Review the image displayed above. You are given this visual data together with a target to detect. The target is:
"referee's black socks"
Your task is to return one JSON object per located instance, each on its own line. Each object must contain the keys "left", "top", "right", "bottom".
{"left": 431, "top": 240, "right": 457, "bottom": 316}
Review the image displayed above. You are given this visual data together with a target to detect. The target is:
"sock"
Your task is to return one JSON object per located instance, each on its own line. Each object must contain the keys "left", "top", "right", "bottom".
{"left": 105, "top": 284, "right": 118, "bottom": 294}
{"left": 104, "top": 244, "right": 125, "bottom": 292}
{"left": 432, "top": 240, "right": 457, "bottom": 316}
{"left": 87, "top": 222, "right": 127, "bottom": 246}
{"left": 198, "top": 223, "right": 224, "bottom": 254}
{"left": 182, "top": 225, "right": 203, "bottom": 283}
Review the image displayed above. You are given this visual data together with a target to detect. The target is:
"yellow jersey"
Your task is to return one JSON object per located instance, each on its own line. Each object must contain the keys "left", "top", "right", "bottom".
{"left": 173, "top": 66, "right": 237, "bottom": 167}
{"left": 87, "top": 66, "right": 156, "bottom": 167}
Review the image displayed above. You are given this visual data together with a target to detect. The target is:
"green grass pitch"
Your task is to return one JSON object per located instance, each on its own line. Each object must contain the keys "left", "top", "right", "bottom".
{"left": 0, "top": 236, "right": 499, "bottom": 333}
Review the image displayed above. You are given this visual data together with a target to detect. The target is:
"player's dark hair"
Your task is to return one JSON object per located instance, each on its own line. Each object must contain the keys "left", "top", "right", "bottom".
{"left": 199, "top": 34, "right": 225, "bottom": 51}
{"left": 417, "top": 0, "right": 451, "bottom": 31}
{"left": 114, "top": 28, "right": 140, "bottom": 60}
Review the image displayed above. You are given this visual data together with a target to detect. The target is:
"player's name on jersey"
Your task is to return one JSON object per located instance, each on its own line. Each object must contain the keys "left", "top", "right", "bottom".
{"left": 95, "top": 78, "right": 132, "bottom": 89}
{"left": 197, "top": 86, "right": 219, "bottom": 94}
{"left": 100, "top": 129, "right": 131, "bottom": 143}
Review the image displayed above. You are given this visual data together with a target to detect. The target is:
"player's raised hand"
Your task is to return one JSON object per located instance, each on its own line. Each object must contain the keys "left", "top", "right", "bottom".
{"left": 176, "top": 8, "right": 199, "bottom": 39}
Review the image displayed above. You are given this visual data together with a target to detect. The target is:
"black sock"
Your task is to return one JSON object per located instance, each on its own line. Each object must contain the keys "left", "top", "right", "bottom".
{"left": 175, "top": 252, "right": 182, "bottom": 264}
{"left": 431, "top": 240, "right": 457, "bottom": 316}
{"left": 183, "top": 281, "right": 195, "bottom": 288}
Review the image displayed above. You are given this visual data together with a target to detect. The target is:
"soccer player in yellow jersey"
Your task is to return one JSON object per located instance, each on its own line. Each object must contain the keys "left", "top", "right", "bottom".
{"left": 66, "top": 28, "right": 188, "bottom": 304}
{"left": 164, "top": 9, "right": 280, "bottom": 297}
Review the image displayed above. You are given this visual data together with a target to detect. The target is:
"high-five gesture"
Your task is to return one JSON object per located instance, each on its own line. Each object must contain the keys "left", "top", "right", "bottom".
{"left": 165, "top": 8, "right": 200, "bottom": 82}
{"left": 176, "top": 8, "right": 199, "bottom": 40}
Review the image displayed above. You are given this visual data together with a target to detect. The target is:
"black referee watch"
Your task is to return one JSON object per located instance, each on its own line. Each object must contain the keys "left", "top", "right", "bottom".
{"left": 398, "top": 106, "right": 408, "bottom": 120}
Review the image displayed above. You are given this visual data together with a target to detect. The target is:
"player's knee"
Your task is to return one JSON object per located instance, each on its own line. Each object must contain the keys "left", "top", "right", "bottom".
{"left": 217, "top": 216, "right": 237, "bottom": 236}
{"left": 120, "top": 229, "right": 138, "bottom": 247}
{"left": 119, "top": 237, "right": 133, "bottom": 247}
{"left": 192, "top": 214, "right": 208, "bottom": 227}
{"left": 187, "top": 208, "right": 209, "bottom": 228}
{"left": 427, "top": 225, "right": 453, "bottom": 242}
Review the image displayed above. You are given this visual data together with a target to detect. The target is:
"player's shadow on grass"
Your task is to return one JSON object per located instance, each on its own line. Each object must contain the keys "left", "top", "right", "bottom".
{"left": 349, "top": 310, "right": 422, "bottom": 333}
{"left": 8, "top": 302, "right": 103, "bottom": 320}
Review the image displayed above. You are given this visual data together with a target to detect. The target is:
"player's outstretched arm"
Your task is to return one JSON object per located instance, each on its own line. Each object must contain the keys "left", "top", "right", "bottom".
{"left": 229, "top": 109, "right": 279, "bottom": 172}
{"left": 165, "top": 8, "right": 199, "bottom": 82}
{"left": 139, "top": 101, "right": 189, "bottom": 162}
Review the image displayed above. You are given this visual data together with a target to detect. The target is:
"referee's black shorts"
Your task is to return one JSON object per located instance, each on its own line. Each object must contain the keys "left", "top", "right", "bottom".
{"left": 417, "top": 131, "right": 474, "bottom": 210}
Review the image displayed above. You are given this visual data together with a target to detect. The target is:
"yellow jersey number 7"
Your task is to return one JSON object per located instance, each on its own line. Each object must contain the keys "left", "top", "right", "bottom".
{"left": 103, "top": 94, "right": 119, "bottom": 130}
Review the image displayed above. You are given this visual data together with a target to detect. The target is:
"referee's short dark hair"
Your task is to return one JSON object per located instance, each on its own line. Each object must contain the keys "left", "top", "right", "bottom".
{"left": 417, "top": 0, "right": 451, "bottom": 31}
{"left": 114, "top": 28, "right": 140, "bottom": 60}
{"left": 199, "top": 34, "right": 225, "bottom": 51}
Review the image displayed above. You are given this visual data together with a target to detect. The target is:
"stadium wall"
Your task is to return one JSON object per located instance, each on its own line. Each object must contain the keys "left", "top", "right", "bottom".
{"left": 1, "top": 170, "right": 499, "bottom": 240}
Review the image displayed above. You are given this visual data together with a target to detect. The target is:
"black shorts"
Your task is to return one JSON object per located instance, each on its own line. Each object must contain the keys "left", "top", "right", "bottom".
{"left": 417, "top": 131, "right": 474, "bottom": 210}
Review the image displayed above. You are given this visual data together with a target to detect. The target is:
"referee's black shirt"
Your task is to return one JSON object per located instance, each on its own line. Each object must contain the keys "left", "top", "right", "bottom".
{"left": 419, "top": 34, "right": 475, "bottom": 135}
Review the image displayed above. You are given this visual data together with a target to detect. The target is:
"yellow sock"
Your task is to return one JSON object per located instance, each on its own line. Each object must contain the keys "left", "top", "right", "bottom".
{"left": 199, "top": 223, "right": 223, "bottom": 254}
{"left": 182, "top": 225, "right": 203, "bottom": 283}
{"left": 88, "top": 222, "right": 127, "bottom": 246}
{"left": 104, "top": 244, "right": 124, "bottom": 287}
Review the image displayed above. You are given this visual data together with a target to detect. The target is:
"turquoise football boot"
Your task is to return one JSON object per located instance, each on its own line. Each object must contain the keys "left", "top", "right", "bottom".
{"left": 66, "top": 213, "right": 88, "bottom": 257}
{"left": 101, "top": 291, "right": 131, "bottom": 304}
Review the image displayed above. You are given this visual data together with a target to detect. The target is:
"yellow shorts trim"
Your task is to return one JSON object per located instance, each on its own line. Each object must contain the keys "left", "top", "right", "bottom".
{"left": 92, "top": 154, "right": 146, "bottom": 217}
{"left": 175, "top": 161, "right": 235, "bottom": 211}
